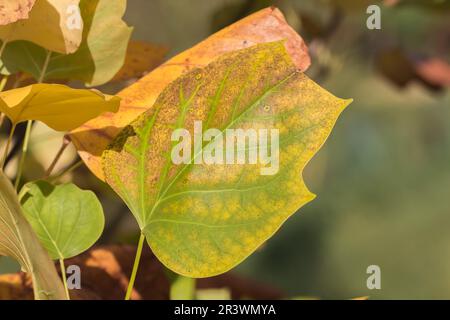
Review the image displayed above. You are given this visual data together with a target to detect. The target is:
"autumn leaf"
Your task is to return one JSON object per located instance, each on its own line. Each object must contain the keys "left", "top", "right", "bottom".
{"left": 1, "top": 0, "right": 132, "bottom": 86}
{"left": 20, "top": 181, "right": 105, "bottom": 260}
{"left": 0, "top": 0, "right": 35, "bottom": 26}
{"left": 102, "top": 42, "right": 351, "bottom": 277}
{"left": 112, "top": 41, "right": 168, "bottom": 82}
{"left": 0, "top": 171, "right": 66, "bottom": 300}
{"left": 0, "top": 0, "right": 83, "bottom": 54}
{"left": 70, "top": 7, "right": 311, "bottom": 180}
{"left": 0, "top": 84, "right": 120, "bottom": 131}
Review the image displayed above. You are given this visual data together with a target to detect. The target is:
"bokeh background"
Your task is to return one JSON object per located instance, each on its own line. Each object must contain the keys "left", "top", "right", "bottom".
{"left": 1, "top": 0, "right": 449, "bottom": 299}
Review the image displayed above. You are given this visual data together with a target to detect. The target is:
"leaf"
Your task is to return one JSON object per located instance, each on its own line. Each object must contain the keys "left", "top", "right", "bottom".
{"left": 169, "top": 275, "right": 195, "bottom": 300}
{"left": 0, "top": 83, "right": 120, "bottom": 131}
{"left": 111, "top": 41, "right": 168, "bottom": 82}
{"left": 1, "top": 0, "right": 132, "bottom": 86}
{"left": 0, "top": 0, "right": 83, "bottom": 54}
{"left": 0, "top": 245, "right": 283, "bottom": 300}
{"left": 196, "top": 288, "right": 231, "bottom": 300}
{"left": 70, "top": 7, "right": 311, "bottom": 180}
{"left": 0, "top": 0, "right": 36, "bottom": 26}
{"left": 20, "top": 181, "right": 104, "bottom": 260}
{"left": 0, "top": 170, "right": 66, "bottom": 299}
{"left": 102, "top": 42, "right": 351, "bottom": 277}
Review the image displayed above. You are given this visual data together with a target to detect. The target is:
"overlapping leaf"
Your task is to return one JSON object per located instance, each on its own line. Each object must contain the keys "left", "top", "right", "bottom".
{"left": 70, "top": 7, "right": 311, "bottom": 180}
{"left": 112, "top": 41, "right": 168, "bottom": 82}
{"left": 0, "top": 171, "right": 66, "bottom": 299}
{"left": 103, "top": 42, "right": 351, "bottom": 277}
{"left": 0, "top": 0, "right": 82, "bottom": 54}
{"left": 1, "top": 0, "right": 132, "bottom": 85}
{"left": 0, "top": 83, "right": 120, "bottom": 131}
{"left": 0, "top": 0, "right": 36, "bottom": 26}
{"left": 20, "top": 181, "right": 104, "bottom": 260}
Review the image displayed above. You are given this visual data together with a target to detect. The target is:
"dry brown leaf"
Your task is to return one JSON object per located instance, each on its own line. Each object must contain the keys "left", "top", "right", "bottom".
{"left": 0, "top": 0, "right": 35, "bottom": 26}
{"left": 70, "top": 7, "right": 311, "bottom": 180}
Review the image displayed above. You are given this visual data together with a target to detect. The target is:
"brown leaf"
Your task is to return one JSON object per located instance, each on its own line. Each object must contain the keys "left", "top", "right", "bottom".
{"left": 70, "top": 7, "right": 311, "bottom": 180}
{"left": 0, "top": 0, "right": 35, "bottom": 26}
{"left": 111, "top": 41, "right": 168, "bottom": 82}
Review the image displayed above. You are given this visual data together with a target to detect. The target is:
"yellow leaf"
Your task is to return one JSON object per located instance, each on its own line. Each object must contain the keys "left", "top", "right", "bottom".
{"left": 0, "top": 0, "right": 83, "bottom": 54}
{"left": 70, "top": 7, "right": 311, "bottom": 180}
{"left": 0, "top": 84, "right": 120, "bottom": 131}
{"left": 0, "top": 0, "right": 35, "bottom": 26}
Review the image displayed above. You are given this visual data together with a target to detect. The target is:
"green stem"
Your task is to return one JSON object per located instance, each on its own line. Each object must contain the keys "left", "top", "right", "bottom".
{"left": 14, "top": 120, "right": 32, "bottom": 189}
{"left": 1, "top": 123, "right": 16, "bottom": 169}
{"left": 44, "top": 136, "right": 71, "bottom": 178}
{"left": 59, "top": 258, "right": 70, "bottom": 300}
{"left": 125, "top": 233, "right": 145, "bottom": 300}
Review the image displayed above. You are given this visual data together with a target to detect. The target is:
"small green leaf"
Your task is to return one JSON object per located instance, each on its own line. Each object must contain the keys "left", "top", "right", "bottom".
{"left": 20, "top": 181, "right": 105, "bottom": 260}
{"left": 1, "top": 0, "right": 132, "bottom": 86}
{"left": 0, "top": 171, "right": 66, "bottom": 299}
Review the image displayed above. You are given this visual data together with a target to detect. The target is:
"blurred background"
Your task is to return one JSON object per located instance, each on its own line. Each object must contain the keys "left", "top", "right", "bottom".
{"left": 1, "top": 0, "right": 449, "bottom": 299}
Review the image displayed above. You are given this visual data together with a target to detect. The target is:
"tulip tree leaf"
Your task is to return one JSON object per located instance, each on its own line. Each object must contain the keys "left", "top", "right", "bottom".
{"left": 111, "top": 40, "right": 168, "bottom": 82}
{"left": 71, "top": 7, "right": 311, "bottom": 181}
{"left": 102, "top": 42, "right": 352, "bottom": 277}
{"left": 1, "top": 0, "right": 132, "bottom": 86}
{"left": 0, "top": 0, "right": 83, "bottom": 54}
{"left": 0, "top": 171, "right": 66, "bottom": 299}
{"left": 0, "top": 0, "right": 36, "bottom": 26}
{"left": 20, "top": 181, "right": 105, "bottom": 260}
{"left": 0, "top": 83, "right": 120, "bottom": 131}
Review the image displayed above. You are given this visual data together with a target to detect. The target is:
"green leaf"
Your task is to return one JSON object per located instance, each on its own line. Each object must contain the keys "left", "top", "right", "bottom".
{"left": 0, "top": 0, "right": 83, "bottom": 54}
{"left": 1, "top": 0, "right": 132, "bottom": 86}
{"left": 169, "top": 274, "right": 196, "bottom": 300}
{"left": 196, "top": 288, "right": 231, "bottom": 300}
{"left": 0, "top": 83, "right": 120, "bottom": 131}
{"left": 20, "top": 181, "right": 104, "bottom": 260}
{"left": 0, "top": 171, "right": 66, "bottom": 299}
{"left": 102, "top": 41, "right": 352, "bottom": 277}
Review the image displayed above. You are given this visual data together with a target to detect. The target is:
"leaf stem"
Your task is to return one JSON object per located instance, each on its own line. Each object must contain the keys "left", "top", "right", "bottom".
{"left": 1, "top": 123, "right": 16, "bottom": 169}
{"left": 44, "top": 135, "right": 71, "bottom": 178}
{"left": 48, "top": 160, "right": 83, "bottom": 183}
{"left": 0, "top": 40, "right": 7, "bottom": 59}
{"left": 14, "top": 120, "right": 32, "bottom": 190}
{"left": 125, "top": 233, "right": 145, "bottom": 300}
{"left": 59, "top": 258, "right": 70, "bottom": 300}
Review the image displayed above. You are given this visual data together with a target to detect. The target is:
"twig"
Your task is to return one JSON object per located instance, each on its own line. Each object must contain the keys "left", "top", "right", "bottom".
{"left": 44, "top": 135, "right": 72, "bottom": 178}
